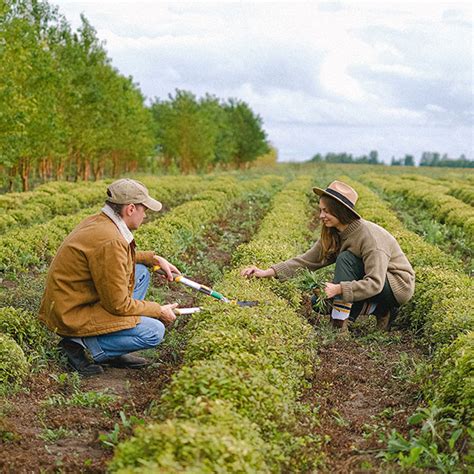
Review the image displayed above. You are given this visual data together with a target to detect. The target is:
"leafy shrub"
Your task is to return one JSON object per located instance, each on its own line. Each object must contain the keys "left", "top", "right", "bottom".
{"left": 111, "top": 401, "right": 269, "bottom": 473}
{"left": 0, "top": 333, "right": 29, "bottom": 390}
{"left": 0, "top": 306, "right": 52, "bottom": 354}
{"left": 427, "top": 332, "right": 474, "bottom": 424}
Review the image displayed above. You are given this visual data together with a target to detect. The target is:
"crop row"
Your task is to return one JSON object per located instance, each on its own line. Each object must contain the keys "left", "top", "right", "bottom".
{"left": 0, "top": 175, "right": 284, "bottom": 390}
{"left": 0, "top": 175, "right": 229, "bottom": 276}
{"left": 342, "top": 176, "right": 473, "bottom": 425}
{"left": 362, "top": 173, "right": 474, "bottom": 244}
{"left": 134, "top": 175, "right": 285, "bottom": 259}
{"left": 387, "top": 173, "right": 474, "bottom": 207}
{"left": 110, "top": 176, "right": 324, "bottom": 472}
{"left": 0, "top": 175, "right": 209, "bottom": 235}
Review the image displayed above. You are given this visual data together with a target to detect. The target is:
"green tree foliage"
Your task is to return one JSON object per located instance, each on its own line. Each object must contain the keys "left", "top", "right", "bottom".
{"left": 224, "top": 99, "right": 269, "bottom": 169}
{"left": 0, "top": 0, "right": 155, "bottom": 190}
{"left": 151, "top": 92, "right": 269, "bottom": 173}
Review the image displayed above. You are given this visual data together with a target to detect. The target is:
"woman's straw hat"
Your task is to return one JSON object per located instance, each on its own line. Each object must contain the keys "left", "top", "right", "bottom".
{"left": 313, "top": 180, "right": 361, "bottom": 218}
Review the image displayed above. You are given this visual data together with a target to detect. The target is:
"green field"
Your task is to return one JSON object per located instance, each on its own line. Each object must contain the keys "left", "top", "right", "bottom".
{"left": 1, "top": 163, "right": 473, "bottom": 473}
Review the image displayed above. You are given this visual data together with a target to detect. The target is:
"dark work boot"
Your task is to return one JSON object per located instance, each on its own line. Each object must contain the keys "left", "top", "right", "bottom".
{"left": 389, "top": 306, "right": 400, "bottom": 330}
{"left": 103, "top": 353, "right": 151, "bottom": 369}
{"left": 59, "top": 339, "right": 103, "bottom": 376}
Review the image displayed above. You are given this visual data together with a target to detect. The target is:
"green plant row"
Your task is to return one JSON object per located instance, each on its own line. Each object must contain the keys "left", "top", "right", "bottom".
{"left": 0, "top": 176, "right": 283, "bottom": 391}
{"left": 134, "top": 175, "right": 285, "bottom": 260}
{"left": 0, "top": 175, "right": 208, "bottom": 235}
{"left": 0, "top": 180, "right": 109, "bottom": 234}
{"left": 362, "top": 173, "right": 474, "bottom": 245}
{"left": 449, "top": 184, "right": 474, "bottom": 207}
{"left": 0, "top": 333, "right": 29, "bottom": 394}
{"left": 343, "top": 176, "right": 473, "bottom": 426}
{"left": 383, "top": 173, "right": 474, "bottom": 207}
{"left": 0, "top": 175, "right": 219, "bottom": 276}
{"left": 110, "top": 176, "right": 324, "bottom": 473}
{"left": 0, "top": 306, "right": 53, "bottom": 390}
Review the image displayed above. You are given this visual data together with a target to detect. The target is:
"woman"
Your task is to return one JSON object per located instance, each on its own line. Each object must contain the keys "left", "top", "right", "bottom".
{"left": 241, "top": 180, "right": 415, "bottom": 332}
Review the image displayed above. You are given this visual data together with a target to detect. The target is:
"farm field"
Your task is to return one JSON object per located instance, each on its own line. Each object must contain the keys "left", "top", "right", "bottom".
{"left": 0, "top": 163, "right": 473, "bottom": 473}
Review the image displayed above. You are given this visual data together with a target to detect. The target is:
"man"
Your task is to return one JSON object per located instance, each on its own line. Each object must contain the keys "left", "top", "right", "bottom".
{"left": 39, "top": 178, "right": 180, "bottom": 375}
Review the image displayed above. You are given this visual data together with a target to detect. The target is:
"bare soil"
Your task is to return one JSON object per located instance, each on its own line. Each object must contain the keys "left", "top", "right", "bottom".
{"left": 301, "top": 303, "right": 425, "bottom": 473}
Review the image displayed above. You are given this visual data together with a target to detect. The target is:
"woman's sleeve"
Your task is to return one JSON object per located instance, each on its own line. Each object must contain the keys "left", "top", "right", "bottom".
{"left": 340, "top": 248, "right": 389, "bottom": 302}
{"left": 271, "top": 240, "right": 334, "bottom": 281}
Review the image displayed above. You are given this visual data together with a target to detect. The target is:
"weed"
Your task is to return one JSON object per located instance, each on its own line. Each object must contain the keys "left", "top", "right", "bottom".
{"left": 49, "top": 371, "right": 81, "bottom": 393}
{"left": 331, "top": 410, "right": 350, "bottom": 427}
{"left": 380, "top": 404, "right": 471, "bottom": 472}
{"left": 45, "top": 389, "right": 115, "bottom": 409}
{"left": 98, "top": 410, "right": 145, "bottom": 449}
{"left": 39, "top": 426, "right": 74, "bottom": 442}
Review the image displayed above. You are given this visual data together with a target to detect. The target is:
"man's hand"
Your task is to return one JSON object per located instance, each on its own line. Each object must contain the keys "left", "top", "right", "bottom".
{"left": 153, "top": 255, "right": 181, "bottom": 282}
{"left": 241, "top": 266, "right": 276, "bottom": 279}
{"left": 160, "top": 303, "right": 179, "bottom": 325}
{"left": 324, "top": 282, "right": 342, "bottom": 298}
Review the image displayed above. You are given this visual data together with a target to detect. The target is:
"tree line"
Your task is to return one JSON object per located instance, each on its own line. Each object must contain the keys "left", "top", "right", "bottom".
{"left": 310, "top": 151, "right": 473, "bottom": 168}
{"left": 310, "top": 151, "right": 381, "bottom": 165}
{"left": 0, "top": 0, "right": 270, "bottom": 191}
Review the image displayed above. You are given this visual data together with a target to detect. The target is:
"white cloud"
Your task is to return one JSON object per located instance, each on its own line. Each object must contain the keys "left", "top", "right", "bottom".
{"left": 53, "top": 0, "right": 474, "bottom": 161}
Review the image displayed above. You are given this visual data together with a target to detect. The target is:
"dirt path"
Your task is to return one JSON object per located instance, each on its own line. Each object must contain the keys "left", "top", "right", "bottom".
{"left": 303, "top": 312, "right": 425, "bottom": 473}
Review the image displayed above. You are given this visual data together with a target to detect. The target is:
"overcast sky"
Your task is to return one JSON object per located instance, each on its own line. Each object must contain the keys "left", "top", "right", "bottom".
{"left": 53, "top": 0, "right": 473, "bottom": 163}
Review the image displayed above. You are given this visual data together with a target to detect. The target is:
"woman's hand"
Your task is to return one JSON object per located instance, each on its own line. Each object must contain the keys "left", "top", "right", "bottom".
{"left": 324, "top": 282, "right": 342, "bottom": 298}
{"left": 153, "top": 255, "right": 181, "bottom": 281}
{"left": 241, "top": 266, "right": 276, "bottom": 279}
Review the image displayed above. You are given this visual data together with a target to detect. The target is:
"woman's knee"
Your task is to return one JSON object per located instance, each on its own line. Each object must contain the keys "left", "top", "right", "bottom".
{"left": 336, "top": 251, "right": 358, "bottom": 264}
{"left": 334, "top": 251, "right": 365, "bottom": 281}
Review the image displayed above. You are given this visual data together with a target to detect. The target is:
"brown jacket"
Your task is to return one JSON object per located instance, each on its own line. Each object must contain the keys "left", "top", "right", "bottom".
{"left": 39, "top": 212, "right": 162, "bottom": 337}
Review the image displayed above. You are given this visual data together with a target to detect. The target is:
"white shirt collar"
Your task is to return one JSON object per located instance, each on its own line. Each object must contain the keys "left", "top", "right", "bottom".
{"left": 101, "top": 204, "right": 134, "bottom": 244}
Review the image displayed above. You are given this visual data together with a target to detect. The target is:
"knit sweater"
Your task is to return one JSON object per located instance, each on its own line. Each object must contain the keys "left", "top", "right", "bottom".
{"left": 271, "top": 219, "right": 415, "bottom": 305}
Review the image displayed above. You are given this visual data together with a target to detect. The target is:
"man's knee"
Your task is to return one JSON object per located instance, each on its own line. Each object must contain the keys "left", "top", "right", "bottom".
{"left": 138, "top": 317, "right": 165, "bottom": 348}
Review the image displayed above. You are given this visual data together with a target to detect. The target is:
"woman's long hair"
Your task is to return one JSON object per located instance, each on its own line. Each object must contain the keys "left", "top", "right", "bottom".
{"left": 319, "top": 195, "right": 360, "bottom": 259}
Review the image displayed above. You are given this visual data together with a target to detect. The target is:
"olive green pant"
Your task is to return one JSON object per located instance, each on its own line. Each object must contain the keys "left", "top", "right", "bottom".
{"left": 333, "top": 251, "right": 398, "bottom": 322}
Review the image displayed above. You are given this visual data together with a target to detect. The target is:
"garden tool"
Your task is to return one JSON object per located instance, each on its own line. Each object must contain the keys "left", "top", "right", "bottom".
{"left": 153, "top": 266, "right": 259, "bottom": 308}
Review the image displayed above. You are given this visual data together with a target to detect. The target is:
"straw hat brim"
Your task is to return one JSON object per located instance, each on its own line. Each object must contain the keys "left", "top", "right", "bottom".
{"left": 313, "top": 187, "right": 361, "bottom": 219}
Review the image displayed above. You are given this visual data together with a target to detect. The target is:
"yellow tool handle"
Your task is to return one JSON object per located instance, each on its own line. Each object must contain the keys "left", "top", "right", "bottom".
{"left": 153, "top": 265, "right": 180, "bottom": 280}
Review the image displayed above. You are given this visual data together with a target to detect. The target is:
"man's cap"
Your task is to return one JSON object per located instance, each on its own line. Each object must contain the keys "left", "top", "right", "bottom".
{"left": 106, "top": 179, "right": 162, "bottom": 212}
{"left": 313, "top": 180, "right": 361, "bottom": 218}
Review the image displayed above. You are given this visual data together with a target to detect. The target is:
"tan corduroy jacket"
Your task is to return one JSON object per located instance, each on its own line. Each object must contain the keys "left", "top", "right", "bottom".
{"left": 39, "top": 212, "right": 162, "bottom": 337}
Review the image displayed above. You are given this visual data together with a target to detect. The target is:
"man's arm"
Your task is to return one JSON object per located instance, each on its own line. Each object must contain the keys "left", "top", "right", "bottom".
{"left": 89, "top": 239, "right": 163, "bottom": 318}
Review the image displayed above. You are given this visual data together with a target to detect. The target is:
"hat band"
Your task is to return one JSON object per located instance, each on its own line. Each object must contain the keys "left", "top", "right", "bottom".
{"left": 325, "top": 188, "right": 355, "bottom": 209}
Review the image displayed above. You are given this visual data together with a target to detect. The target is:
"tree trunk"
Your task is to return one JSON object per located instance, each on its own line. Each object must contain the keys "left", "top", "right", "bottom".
{"left": 19, "top": 157, "right": 30, "bottom": 192}
{"left": 8, "top": 167, "right": 16, "bottom": 192}
{"left": 82, "top": 158, "right": 91, "bottom": 181}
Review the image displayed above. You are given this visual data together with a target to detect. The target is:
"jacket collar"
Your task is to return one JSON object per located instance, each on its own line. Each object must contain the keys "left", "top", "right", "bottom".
{"left": 339, "top": 218, "right": 363, "bottom": 240}
{"left": 101, "top": 205, "right": 134, "bottom": 244}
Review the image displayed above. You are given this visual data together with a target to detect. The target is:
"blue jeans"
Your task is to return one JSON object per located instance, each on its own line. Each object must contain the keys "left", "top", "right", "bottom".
{"left": 83, "top": 264, "right": 165, "bottom": 363}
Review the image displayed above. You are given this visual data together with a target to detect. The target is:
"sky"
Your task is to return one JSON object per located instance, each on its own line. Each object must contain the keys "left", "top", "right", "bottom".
{"left": 52, "top": 0, "right": 473, "bottom": 163}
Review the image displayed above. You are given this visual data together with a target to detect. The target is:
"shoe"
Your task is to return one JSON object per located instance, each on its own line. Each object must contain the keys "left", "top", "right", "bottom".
{"left": 375, "top": 311, "right": 390, "bottom": 331}
{"left": 59, "top": 338, "right": 104, "bottom": 376}
{"left": 103, "top": 353, "right": 151, "bottom": 369}
{"left": 389, "top": 306, "right": 400, "bottom": 329}
{"left": 331, "top": 318, "right": 350, "bottom": 334}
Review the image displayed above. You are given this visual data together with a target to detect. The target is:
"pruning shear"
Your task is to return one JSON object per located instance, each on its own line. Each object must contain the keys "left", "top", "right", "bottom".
{"left": 153, "top": 265, "right": 259, "bottom": 314}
